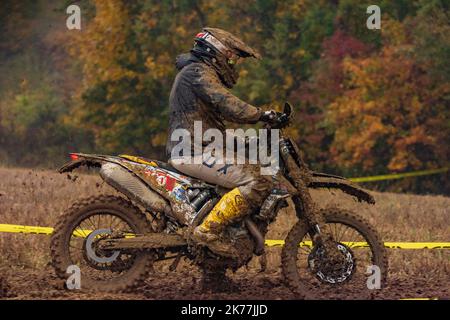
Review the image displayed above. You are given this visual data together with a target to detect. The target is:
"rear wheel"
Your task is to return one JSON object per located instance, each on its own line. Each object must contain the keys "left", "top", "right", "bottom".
{"left": 50, "top": 195, "right": 155, "bottom": 292}
{"left": 282, "top": 207, "right": 388, "bottom": 299}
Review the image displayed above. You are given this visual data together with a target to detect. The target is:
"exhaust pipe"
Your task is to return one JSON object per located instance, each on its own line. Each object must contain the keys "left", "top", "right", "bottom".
{"left": 99, "top": 162, "right": 172, "bottom": 215}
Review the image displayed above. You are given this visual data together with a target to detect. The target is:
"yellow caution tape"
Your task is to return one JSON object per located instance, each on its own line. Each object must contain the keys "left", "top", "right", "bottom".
{"left": 1, "top": 224, "right": 449, "bottom": 249}
{"left": 0, "top": 224, "right": 54, "bottom": 235}
{"left": 381, "top": 242, "right": 450, "bottom": 249}
{"left": 349, "top": 167, "right": 448, "bottom": 183}
{"left": 264, "top": 240, "right": 450, "bottom": 249}
{"left": 0, "top": 224, "right": 139, "bottom": 239}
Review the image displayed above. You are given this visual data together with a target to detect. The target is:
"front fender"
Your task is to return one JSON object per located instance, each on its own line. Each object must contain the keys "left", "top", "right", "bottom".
{"left": 308, "top": 172, "right": 375, "bottom": 204}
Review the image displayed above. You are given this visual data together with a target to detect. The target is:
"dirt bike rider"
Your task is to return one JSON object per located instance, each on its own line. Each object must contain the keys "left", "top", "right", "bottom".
{"left": 167, "top": 27, "right": 284, "bottom": 257}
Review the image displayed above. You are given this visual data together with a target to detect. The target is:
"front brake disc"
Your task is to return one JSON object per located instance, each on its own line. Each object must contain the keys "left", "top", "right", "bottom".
{"left": 307, "top": 243, "right": 356, "bottom": 284}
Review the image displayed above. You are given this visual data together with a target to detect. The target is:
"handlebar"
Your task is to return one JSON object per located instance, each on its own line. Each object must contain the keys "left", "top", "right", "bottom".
{"left": 267, "top": 102, "right": 293, "bottom": 129}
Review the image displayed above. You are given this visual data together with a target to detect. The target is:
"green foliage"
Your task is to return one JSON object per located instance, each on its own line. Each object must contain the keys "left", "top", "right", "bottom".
{"left": 0, "top": 83, "right": 94, "bottom": 167}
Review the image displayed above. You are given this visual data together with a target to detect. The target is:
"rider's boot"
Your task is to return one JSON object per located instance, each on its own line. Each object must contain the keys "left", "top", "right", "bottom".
{"left": 191, "top": 188, "right": 250, "bottom": 257}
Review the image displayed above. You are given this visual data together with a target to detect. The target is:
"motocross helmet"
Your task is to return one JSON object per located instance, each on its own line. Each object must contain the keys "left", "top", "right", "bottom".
{"left": 191, "top": 27, "right": 261, "bottom": 88}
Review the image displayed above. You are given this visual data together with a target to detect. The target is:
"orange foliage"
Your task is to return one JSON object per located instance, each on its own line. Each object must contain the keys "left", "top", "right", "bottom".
{"left": 328, "top": 20, "right": 449, "bottom": 173}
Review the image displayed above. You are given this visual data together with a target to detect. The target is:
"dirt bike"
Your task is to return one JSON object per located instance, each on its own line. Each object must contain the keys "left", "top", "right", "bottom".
{"left": 50, "top": 102, "right": 387, "bottom": 298}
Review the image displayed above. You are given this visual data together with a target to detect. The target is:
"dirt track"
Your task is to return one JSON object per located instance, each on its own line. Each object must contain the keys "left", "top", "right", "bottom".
{"left": 1, "top": 266, "right": 448, "bottom": 300}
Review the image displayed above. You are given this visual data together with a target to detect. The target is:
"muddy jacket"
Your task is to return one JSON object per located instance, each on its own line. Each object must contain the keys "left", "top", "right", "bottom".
{"left": 166, "top": 54, "right": 263, "bottom": 158}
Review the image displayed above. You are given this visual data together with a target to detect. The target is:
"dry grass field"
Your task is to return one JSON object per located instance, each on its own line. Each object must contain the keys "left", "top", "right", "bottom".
{"left": 0, "top": 166, "right": 448, "bottom": 299}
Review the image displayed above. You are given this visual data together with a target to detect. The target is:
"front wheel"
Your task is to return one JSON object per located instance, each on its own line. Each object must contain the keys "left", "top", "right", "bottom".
{"left": 281, "top": 207, "right": 388, "bottom": 299}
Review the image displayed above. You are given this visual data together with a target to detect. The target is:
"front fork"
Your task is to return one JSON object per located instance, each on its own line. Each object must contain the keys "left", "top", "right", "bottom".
{"left": 292, "top": 187, "right": 326, "bottom": 243}
{"left": 292, "top": 187, "right": 343, "bottom": 264}
{"left": 279, "top": 139, "right": 339, "bottom": 258}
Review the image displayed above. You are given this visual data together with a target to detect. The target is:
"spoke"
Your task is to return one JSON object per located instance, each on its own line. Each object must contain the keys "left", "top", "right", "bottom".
{"left": 74, "top": 225, "right": 88, "bottom": 238}
{"left": 108, "top": 216, "right": 116, "bottom": 230}
{"left": 96, "top": 214, "right": 101, "bottom": 229}
{"left": 339, "top": 225, "right": 351, "bottom": 244}
{"left": 110, "top": 216, "right": 124, "bottom": 231}
{"left": 346, "top": 229, "right": 358, "bottom": 247}
{"left": 336, "top": 223, "right": 346, "bottom": 243}
{"left": 332, "top": 223, "right": 339, "bottom": 241}
{"left": 87, "top": 216, "right": 99, "bottom": 231}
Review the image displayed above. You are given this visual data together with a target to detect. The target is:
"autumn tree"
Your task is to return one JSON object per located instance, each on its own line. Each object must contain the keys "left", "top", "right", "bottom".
{"left": 290, "top": 29, "right": 370, "bottom": 170}
{"left": 327, "top": 17, "right": 449, "bottom": 192}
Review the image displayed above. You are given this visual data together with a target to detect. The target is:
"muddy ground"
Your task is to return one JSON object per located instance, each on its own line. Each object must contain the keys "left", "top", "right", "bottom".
{"left": 0, "top": 265, "right": 448, "bottom": 300}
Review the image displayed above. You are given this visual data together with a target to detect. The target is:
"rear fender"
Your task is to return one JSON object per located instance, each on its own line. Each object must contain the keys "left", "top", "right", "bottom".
{"left": 58, "top": 153, "right": 173, "bottom": 215}
{"left": 58, "top": 153, "right": 125, "bottom": 173}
